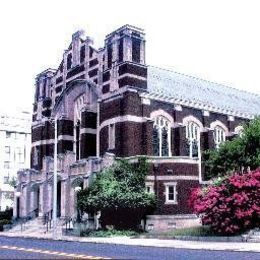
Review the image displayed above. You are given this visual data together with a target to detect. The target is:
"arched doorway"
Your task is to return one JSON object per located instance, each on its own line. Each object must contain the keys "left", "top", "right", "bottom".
{"left": 71, "top": 177, "right": 84, "bottom": 219}
{"left": 31, "top": 183, "right": 40, "bottom": 218}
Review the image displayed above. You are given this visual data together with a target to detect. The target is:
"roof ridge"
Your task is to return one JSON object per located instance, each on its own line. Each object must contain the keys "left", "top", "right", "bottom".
{"left": 148, "top": 65, "right": 260, "bottom": 99}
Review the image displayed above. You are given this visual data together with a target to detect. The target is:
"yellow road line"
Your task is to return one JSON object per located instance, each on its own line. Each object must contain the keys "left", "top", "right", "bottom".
{"left": 0, "top": 245, "right": 112, "bottom": 259}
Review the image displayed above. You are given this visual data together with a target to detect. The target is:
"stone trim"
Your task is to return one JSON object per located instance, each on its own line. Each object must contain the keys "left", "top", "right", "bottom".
{"left": 146, "top": 175, "right": 199, "bottom": 181}
{"left": 121, "top": 155, "right": 199, "bottom": 164}
{"left": 150, "top": 109, "right": 174, "bottom": 126}
{"left": 182, "top": 115, "right": 203, "bottom": 129}
{"left": 99, "top": 115, "right": 147, "bottom": 130}
{"left": 118, "top": 73, "right": 146, "bottom": 81}
{"left": 80, "top": 128, "right": 97, "bottom": 134}
{"left": 32, "top": 135, "right": 73, "bottom": 147}
{"left": 210, "top": 120, "right": 229, "bottom": 133}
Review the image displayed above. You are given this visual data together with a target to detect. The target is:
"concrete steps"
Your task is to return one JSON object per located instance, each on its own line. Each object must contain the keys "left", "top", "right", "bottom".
{"left": 7, "top": 217, "right": 64, "bottom": 236}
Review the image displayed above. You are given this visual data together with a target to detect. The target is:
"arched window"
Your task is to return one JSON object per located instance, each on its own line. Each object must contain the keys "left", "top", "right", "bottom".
{"left": 153, "top": 116, "right": 171, "bottom": 157}
{"left": 186, "top": 121, "right": 200, "bottom": 157}
{"left": 74, "top": 94, "right": 85, "bottom": 160}
{"left": 210, "top": 121, "right": 228, "bottom": 149}
{"left": 213, "top": 126, "right": 226, "bottom": 149}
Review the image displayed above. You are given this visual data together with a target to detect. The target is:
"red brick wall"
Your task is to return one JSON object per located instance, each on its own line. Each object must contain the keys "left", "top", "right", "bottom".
{"left": 154, "top": 179, "right": 199, "bottom": 215}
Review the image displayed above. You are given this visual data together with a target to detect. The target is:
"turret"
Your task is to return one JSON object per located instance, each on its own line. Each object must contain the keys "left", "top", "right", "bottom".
{"left": 102, "top": 25, "right": 147, "bottom": 94}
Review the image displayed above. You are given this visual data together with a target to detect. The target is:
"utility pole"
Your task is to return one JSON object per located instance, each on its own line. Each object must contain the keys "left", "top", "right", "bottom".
{"left": 52, "top": 116, "right": 58, "bottom": 239}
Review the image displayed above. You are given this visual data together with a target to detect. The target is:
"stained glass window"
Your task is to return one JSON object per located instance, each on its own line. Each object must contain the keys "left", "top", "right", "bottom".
{"left": 214, "top": 126, "right": 226, "bottom": 149}
{"left": 152, "top": 116, "right": 171, "bottom": 157}
{"left": 152, "top": 126, "right": 160, "bottom": 156}
{"left": 186, "top": 121, "right": 200, "bottom": 158}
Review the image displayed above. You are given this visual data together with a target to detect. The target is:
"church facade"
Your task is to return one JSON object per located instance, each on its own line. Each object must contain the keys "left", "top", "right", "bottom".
{"left": 14, "top": 25, "right": 260, "bottom": 230}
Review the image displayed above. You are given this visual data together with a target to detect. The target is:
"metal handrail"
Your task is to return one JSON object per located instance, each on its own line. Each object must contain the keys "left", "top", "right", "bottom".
{"left": 43, "top": 209, "right": 53, "bottom": 232}
{"left": 64, "top": 216, "right": 75, "bottom": 231}
{"left": 27, "top": 208, "right": 39, "bottom": 219}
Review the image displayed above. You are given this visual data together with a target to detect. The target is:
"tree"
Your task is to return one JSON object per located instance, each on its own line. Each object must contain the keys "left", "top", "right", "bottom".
{"left": 77, "top": 158, "right": 156, "bottom": 230}
{"left": 189, "top": 169, "right": 260, "bottom": 235}
{"left": 205, "top": 117, "right": 260, "bottom": 179}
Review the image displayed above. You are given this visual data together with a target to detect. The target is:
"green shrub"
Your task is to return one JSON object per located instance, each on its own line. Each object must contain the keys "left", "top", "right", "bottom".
{"left": 0, "top": 219, "right": 12, "bottom": 232}
{"left": 81, "top": 229, "right": 139, "bottom": 237}
{"left": 0, "top": 208, "right": 13, "bottom": 221}
{"left": 205, "top": 117, "right": 260, "bottom": 179}
{"left": 77, "top": 158, "right": 156, "bottom": 230}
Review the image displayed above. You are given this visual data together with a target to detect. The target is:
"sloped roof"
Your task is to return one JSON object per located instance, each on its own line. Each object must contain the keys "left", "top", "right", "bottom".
{"left": 147, "top": 66, "right": 260, "bottom": 118}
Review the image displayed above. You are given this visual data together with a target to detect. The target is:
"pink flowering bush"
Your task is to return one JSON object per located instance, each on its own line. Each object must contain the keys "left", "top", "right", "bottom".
{"left": 189, "top": 170, "right": 260, "bottom": 235}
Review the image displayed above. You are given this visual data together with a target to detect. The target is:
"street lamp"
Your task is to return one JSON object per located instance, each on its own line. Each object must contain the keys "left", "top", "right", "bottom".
{"left": 15, "top": 191, "right": 21, "bottom": 197}
{"left": 52, "top": 116, "right": 58, "bottom": 239}
{"left": 14, "top": 191, "right": 21, "bottom": 219}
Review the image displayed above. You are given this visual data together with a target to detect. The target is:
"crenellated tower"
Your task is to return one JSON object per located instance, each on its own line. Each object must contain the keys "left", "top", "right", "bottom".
{"left": 102, "top": 24, "right": 147, "bottom": 94}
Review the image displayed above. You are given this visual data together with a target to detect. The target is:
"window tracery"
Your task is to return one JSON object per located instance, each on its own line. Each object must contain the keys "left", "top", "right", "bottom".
{"left": 152, "top": 116, "right": 171, "bottom": 157}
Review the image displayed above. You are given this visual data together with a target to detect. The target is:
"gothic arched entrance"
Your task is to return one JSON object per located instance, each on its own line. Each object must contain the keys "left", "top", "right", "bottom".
{"left": 31, "top": 183, "right": 40, "bottom": 218}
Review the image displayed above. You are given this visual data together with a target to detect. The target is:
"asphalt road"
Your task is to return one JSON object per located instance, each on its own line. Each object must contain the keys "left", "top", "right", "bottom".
{"left": 0, "top": 236, "right": 259, "bottom": 260}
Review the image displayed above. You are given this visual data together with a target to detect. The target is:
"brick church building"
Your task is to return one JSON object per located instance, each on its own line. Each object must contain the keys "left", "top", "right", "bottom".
{"left": 14, "top": 25, "right": 260, "bottom": 230}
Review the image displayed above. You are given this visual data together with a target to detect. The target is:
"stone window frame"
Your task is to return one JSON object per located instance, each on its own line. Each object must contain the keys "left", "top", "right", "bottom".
{"left": 183, "top": 116, "right": 203, "bottom": 158}
{"left": 150, "top": 110, "right": 173, "bottom": 157}
{"left": 210, "top": 121, "right": 228, "bottom": 149}
{"left": 164, "top": 182, "right": 178, "bottom": 205}
{"left": 108, "top": 123, "right": 115, "bottom": 150}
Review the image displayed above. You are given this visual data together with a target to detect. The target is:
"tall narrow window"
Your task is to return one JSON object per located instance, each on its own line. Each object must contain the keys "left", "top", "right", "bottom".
{"left": 118, "top": 38, "right": 124, "bottom": 62}
{"left": 152, "top": 116, "right": 171, "bottom": 157}
{"left": 108, "top": 124, "right": 115, "bottom": 150}
{"left": 152, "top": 126, "right": 160, "bottom": 156}
{"left": 67, "top": 53, "right": 72, "bottom": 70}
{"left": 186, "top": 122, "right": 200, "bottom": 157}
{"left": 107, "top": 45, "right": 113, "bottom": 69}
{"left": 214, "top": 126, "right": 226, "bottom": 149}
{"left": 132, "top": 38, "right": 141, "bottom": 63}
{"left": 80, "top": 45, "right": 85, "bottom": 63}
{"left": 75, "top": 120, "right": 80, "bottom": 160}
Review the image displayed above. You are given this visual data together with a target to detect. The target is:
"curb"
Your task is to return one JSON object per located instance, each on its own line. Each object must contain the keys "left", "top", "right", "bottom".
{"left": 1, "top": 233, "right": 260, "bottom": 253}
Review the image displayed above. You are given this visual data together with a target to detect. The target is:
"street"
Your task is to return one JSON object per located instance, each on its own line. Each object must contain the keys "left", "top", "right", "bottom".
{"left": 0, "top": 236, "right": 259, "bottom": 260}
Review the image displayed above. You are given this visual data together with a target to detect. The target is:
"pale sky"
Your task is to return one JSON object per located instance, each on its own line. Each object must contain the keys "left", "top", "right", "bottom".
{"left": 1, "top": 0, "right": 260, "bottom": 113}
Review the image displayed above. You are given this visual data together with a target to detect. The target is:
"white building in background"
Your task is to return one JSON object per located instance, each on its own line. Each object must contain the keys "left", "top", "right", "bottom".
{"left": 0, "top": 110, "right": 31, "bottom": 211}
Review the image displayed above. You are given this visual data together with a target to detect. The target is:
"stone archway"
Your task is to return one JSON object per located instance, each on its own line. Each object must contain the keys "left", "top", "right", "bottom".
{"left": 70, "top": 177, "right": 84, "bottom": 218}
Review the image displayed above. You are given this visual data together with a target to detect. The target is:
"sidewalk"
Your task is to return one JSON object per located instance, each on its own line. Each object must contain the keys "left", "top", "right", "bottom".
{"left": 0, "top": 231, "right": 260, "bottom": 253}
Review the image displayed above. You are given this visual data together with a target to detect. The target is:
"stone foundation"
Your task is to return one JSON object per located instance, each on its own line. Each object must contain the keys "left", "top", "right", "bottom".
{"left": 145, "top": 214, "right": 201, "bottom": 232}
